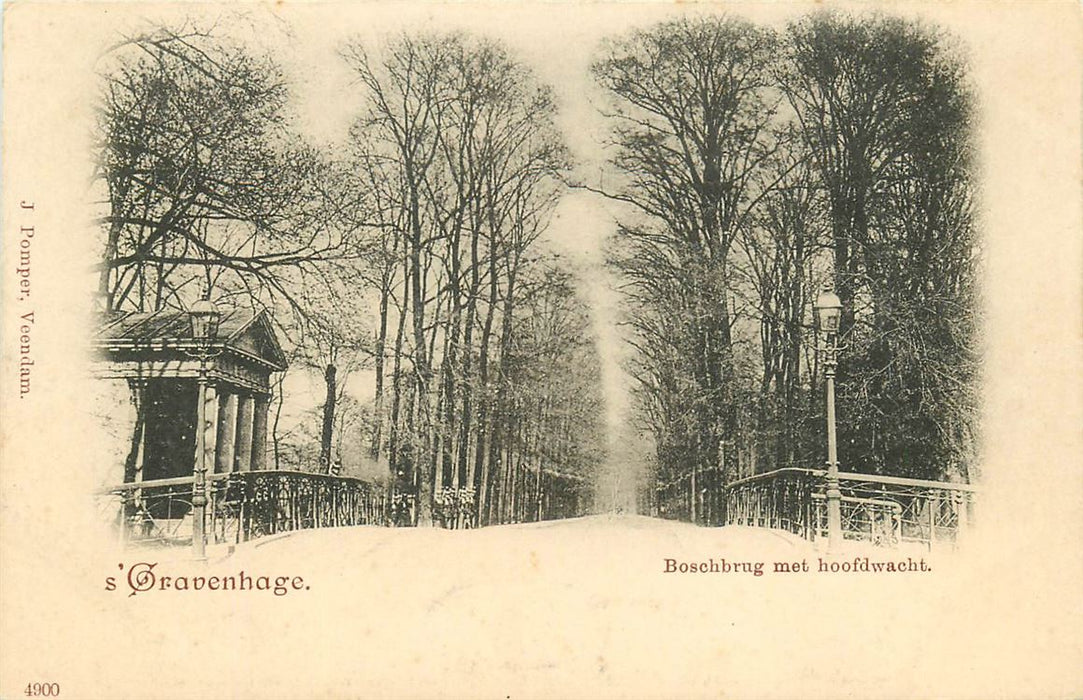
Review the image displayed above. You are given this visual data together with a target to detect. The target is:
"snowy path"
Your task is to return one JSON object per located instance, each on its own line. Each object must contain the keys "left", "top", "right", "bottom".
{"left": 54, "top": 514, "right": 1037, "bottom": 699}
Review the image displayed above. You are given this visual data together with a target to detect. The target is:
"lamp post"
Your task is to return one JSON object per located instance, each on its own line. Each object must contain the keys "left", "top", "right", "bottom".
{"left": 814, "top": 285, "right": 843, "bottom": 552}
{"left": 188, "top": 298, "right": 220, "bottom": 561}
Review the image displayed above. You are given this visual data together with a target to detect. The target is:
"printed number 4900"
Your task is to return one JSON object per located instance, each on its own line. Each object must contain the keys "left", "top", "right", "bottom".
{"left": 25, "top": 682, "right": 60, "bottom": 697}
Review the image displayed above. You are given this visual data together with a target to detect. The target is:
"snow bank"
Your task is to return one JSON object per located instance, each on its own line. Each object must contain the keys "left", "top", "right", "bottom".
{"left": 62, "top": 515, "right": 1048, "bottom": 700}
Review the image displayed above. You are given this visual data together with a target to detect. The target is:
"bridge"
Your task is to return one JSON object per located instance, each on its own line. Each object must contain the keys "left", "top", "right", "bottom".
{"left": 98, "top": 463, "right": 974, "bottom": 553}
{"left": 100, "top": 471, "right": 387, "bottom": 548}
{"left": 92, "top": 305, "right": 973, "bottom": 553}
{"left": 98, "top": 463, "right": 590, "bottom": 548}
{"left": 657, "top": 466, "right": 975, "bottom": 550}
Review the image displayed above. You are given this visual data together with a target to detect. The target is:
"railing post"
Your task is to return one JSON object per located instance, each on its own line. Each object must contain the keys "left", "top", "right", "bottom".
{"left": 928, "top": 494, "right": 939, "bottom": 548}
{"left": 803, "top": 474, "right": 812, "bottom": 541}
{"left": 956, "top": 491, "right": 969, "bottom": 544}
{"left": 238, "top": 477, "right": 247, "bottom": 544}
{"left": 207, "top": 482, "right": 216, "bottom": 546}
{"left": 689, "top": 465, "right": 697, "bottom": 524}
{"left": 117, "top": 495, "right": 129, "bottom": 549}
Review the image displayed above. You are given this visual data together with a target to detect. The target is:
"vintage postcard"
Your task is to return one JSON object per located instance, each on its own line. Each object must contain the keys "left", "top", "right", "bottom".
{"left": 1, "top": 1, "right": 1081, "bottom": 698}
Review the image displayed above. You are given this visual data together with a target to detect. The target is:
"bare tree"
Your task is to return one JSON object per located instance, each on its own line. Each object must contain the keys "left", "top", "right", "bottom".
{"left": 593, "top": 16, "right": 780, "bottom": 520}
{"left": 734, "top": 144, "right": 828, "bottom": 472}
{"left": 601, "top": 11, "right": 981, "bottom": 517}
{"left": 780, "top": 12, "right": 979, "bottom": 479}
{"left": 94, "top": 23, "right": 353, "bottom": 314}
{"left": 342, "top": 31, "right": 596, "bottom": 527}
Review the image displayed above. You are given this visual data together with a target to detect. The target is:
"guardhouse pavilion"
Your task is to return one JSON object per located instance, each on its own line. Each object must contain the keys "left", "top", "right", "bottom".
{"left": 94, "top": 305, "right": 386, "bottom": 548}
{"left": 93, "top": 306, "right": 287, "bottom": 488}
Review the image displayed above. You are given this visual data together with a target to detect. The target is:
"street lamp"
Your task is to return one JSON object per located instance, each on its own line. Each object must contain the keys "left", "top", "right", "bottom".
{"left": 188, "top": 298, "right": 220, "bottom": 561}
{"left": 814, "top": 285, "right": 843, "bottom": 552}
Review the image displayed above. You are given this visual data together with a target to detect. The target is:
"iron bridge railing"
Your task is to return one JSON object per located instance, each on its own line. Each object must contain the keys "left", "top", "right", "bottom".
{"left": 98, "top": 470, "right": 393, "bottom": 548}
{"left": 433, "top": 486, "right": 476, "bottom": 530}
{"left": 721, "top": 467, "right": 976, "bottom": 549}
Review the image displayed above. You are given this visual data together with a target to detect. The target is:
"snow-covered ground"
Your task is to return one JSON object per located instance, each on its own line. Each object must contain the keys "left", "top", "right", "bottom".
{"left": 9, "top": 514, "right": 1079, "bottom": 699}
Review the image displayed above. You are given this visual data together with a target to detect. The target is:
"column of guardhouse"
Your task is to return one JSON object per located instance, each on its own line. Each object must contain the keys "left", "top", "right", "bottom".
{"left": 202, "top": 376, "right": 275, "bottom": 542}
{"left": 210, "top": 387, "right": 271, "bottom": 474}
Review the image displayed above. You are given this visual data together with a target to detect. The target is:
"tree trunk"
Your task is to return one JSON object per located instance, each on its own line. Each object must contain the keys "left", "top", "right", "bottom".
{"left": 272, "top": 370, "right": 286, "bottom": 471}
{"left": 409, "top": 205, "right": 434, "bottom": 525}
{"left": 320, "top": 363, "right": 337, "bottom": 473}
{"left": 371, "top": 268, "right": 391, "bottom": 459}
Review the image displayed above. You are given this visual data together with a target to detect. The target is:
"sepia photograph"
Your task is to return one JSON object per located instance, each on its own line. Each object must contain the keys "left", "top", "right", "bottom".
{"left": 2, "top": 2, "right": 1081, "bottom": 698}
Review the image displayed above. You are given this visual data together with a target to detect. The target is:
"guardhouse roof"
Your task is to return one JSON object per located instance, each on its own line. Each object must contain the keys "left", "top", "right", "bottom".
{"left": 95, "top": 307, "right": 288, "bottom": 372}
